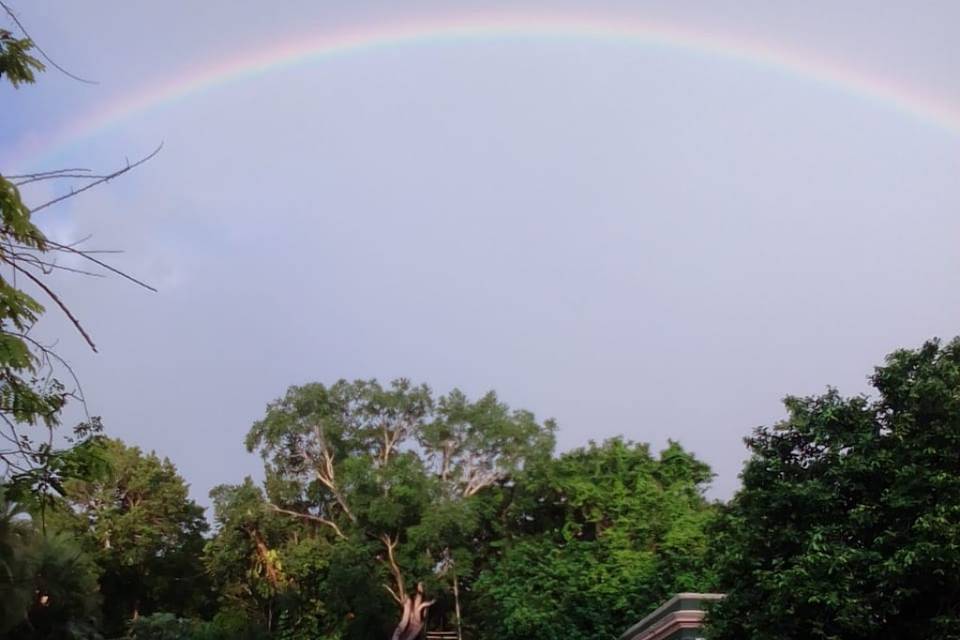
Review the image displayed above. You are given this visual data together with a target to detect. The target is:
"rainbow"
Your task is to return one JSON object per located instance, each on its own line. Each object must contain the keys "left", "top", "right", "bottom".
{"left": 8, "top": 11, "right": 960, "bottom": 166}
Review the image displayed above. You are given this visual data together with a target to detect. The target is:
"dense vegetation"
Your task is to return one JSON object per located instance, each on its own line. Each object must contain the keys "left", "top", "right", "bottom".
{"left": 3, "top": 15, "right": 960, "bottom": 640}
{"left": 5, "top": 346, "right": 957, "bottom": 640}
{"left": 707, "top": 339, "right": 960, "bottom": 639}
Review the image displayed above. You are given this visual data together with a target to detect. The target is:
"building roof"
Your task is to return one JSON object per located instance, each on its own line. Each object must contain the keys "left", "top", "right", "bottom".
{"left": 619, "top": 593, "right": 724, "bottom": 640}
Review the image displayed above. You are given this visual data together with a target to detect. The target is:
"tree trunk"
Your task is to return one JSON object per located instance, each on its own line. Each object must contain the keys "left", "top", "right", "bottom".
{"left": 390, "top": 583, "right": 434, "bottom": 640}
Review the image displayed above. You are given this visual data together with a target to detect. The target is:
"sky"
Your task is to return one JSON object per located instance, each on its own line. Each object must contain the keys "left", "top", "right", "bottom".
{"left": 3, "top": 1, "right": 959, "bottom": 503}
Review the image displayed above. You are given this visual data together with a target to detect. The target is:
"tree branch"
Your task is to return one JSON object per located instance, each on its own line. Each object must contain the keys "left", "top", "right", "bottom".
{"left": 14, "top": 173, "right": 112, "bottom": 187}
{"left": 0, "top": 0, "right": 98, "bottom": 84}
{"left": 381, "top": 533, "right": 406, "bottom": 603}
{"left": 4, "top": 258, "right": 97, "bottom": 352}
{"left": 30, "top": 143, "right": 162, "bottom": 214}
{"left": 268, "top": 504, "right": 346, "bottom": 540}
{"left": 43, "top": 239, "right": 157, "bottom": 292}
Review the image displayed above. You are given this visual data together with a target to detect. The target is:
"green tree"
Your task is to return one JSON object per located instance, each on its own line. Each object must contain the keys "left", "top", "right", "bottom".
{"left": 473, "top": 438, "right": 715, "bottom": 640}
{"left": 708, "top": 338, "right": 960, "bottom": 640}
{"left": 241, "top": 379, "right": 555, "bottom": 640}
{"left": 204, "top": 478, "right": 299, "bottom": 635}
{"left": 0, "top": 486, "right": 37, "bottom": 632}
{"left": 14, "top": 532, "right": 103, "bottom": 640}
{"left": 0, "top": 487, "right": 102, "bottom": 639}
{"left": 49, "top": 439, "right": 209, "bottom": 636}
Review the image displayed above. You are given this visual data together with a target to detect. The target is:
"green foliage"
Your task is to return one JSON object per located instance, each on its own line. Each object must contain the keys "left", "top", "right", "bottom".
{"left": 127, "top": 610, "right": 274, "bottom": 640}
{"left": 0, "top": 488, "right": 102, "bottom": 639}
{"left": 49, "top": 439, "right": 209, "bottom": 636}
{"left": 708, "top": 338, "right": 960, "bottom": 640}
{"left": 204, "top": 479, "right": 289, "bottom": 629}
{"left": 17, "top": 532, "right": 103, "bottom": 640}
{"left": 474, "top": 438, "right": 715, "bottom": 640}
{"left": 235, "top": 378, "right": 556, "bottom": 639}
{"left": 0, "top": 486, "right": 36, "bottom": 633}
{"left": 1, "top": 11, "right": 107, "bottom": 510}
{"left": 0, "top": 28, "right": 43, "bottom": 86}
{"left": 129, "top": 613, "right": 196, "bottom": 640}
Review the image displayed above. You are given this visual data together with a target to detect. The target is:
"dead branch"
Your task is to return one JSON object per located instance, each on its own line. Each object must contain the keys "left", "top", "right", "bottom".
{"left": 30, "top": 143, "right": 162, "bottom": 214}
{"left": 5, "top": 168, "right": 93, "bottom": 179}
{"left": 14, "top": 173, "right": 112, "bottom": 186}
{"left": 42, "top": 238, "right": 156, "bottom": 292}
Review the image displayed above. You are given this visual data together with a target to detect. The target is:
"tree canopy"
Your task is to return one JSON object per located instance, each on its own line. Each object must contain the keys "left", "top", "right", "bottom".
{"left": 5, "top": 9, "right": 960, "bottom": 640}
{"left": 49, "top": 438, "right": 210, "bottom": 636}
{"left": 708, "top": 338, "right": 960, "bottom": 640}
{"left": 239, "top": 378, "right": 556, "bottom": 640}
{"left": 474, "top": 438, "right": 715, "bottom": 640}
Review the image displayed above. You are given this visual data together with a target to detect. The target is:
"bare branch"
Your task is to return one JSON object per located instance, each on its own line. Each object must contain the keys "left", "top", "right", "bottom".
{"left": 383, "top": 583, "right": 403, "bottom": 605}
{"left": 380, "top": 533, "right": 406, "bottom": 603}
{"left": 8, "top": 248, "right": 106, "bottom": 278}
{"left": 30, "top": 143, "right": 162, "bottom": 214}
{"left": 14, "top": 332, "right": 90, "bottom": 419}
{"left": 14, "top": 173, "right": 112, "bottom": 186}
{"left": 3, "top": 258, "right": 97, "bottom": 351}
{"left": 268, "top": 504, "right": 346, "bottom": 540}
{"left": 0, "top": 0, "right": 98, "bottom": 84}
{"left": 44, "top": 239, "right": 157, "bottom": 292}
{"left": 415, "top": 597, "right": 436, "bottom": 614}
{"left": 5, "top": 168, "right": 92, "bottom": 179}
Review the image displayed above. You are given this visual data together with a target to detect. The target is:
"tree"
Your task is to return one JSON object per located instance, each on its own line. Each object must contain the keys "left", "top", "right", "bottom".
{"left": 1, "top": 2, "right": 156, "bottom": 505}
{"left": 0, "top": 487, "right": 102, "bottom": 639}
{"left": 242, "top": 378, "right": 555, "bottom": 640}
{"left": 708, "top": 338, "right": 960, "bottom": 640}
{"left": 204, "top": 478, "right": 295, "bottom": 635}
{"left": 13, "top": 531, "right": 103, "bottom": 640}
{"left": 473, "top": 437, "right": 715, "bottom": 640}
{"left": 0, "top": 485, "right": 37, "bottom": 632}
{"left": 49, "top": 438, "right": 209, "bottom": 636}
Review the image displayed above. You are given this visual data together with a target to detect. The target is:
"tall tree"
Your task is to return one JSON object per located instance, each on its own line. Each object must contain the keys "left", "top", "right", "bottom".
{"left": 49, "top": 438, "right": 209, "bottom": 636}
{"left": 708, "top": 338, "right": 960, "bottom": 640}
{"left": 243, "top": 378, "right": 555, "bottom": 640}
{"left": 473, "top": 437, "right": 715, "bottom": 640}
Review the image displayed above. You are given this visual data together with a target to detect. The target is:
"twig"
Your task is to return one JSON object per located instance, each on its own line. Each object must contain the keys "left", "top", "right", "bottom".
{"left": 0, "top": 0, "right": 98, "bottom": 84}
{"left": 5, "top": 168, "right": 92, "bottom": 179}
{"left": 30, "top": 143, "right": 163, "bottom": 214}
{"left": 4, "top": 258, "right": 97, "bottom": 351}
{"left": 14, "top": 173, "right": 111, "bottom": 186}
{"left": 15, "top": 332, "right": 90, "bottom": 419}
{"left": 44, "top": 239, "right": 156, "bottom": 292}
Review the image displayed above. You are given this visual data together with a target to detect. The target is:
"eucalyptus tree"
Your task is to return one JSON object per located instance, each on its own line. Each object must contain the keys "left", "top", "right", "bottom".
{"left": 244, "top": 378, "right": 555, "bottom": 640}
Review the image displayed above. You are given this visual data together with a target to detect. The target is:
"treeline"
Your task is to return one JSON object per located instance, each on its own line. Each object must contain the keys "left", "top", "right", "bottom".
{"left": 3, "top": 19, "right": 960, "bottom": 640}
{"left": 3, "top": 337, "right": 960, "bottom": 639}
{"left": 1, "top": 381, "right": 716, "bottom": 640}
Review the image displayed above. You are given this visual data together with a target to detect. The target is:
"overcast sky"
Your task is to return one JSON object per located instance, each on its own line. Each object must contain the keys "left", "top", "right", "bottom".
{"left": 3, "top": 1, "right": 959, "bottom": 503}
